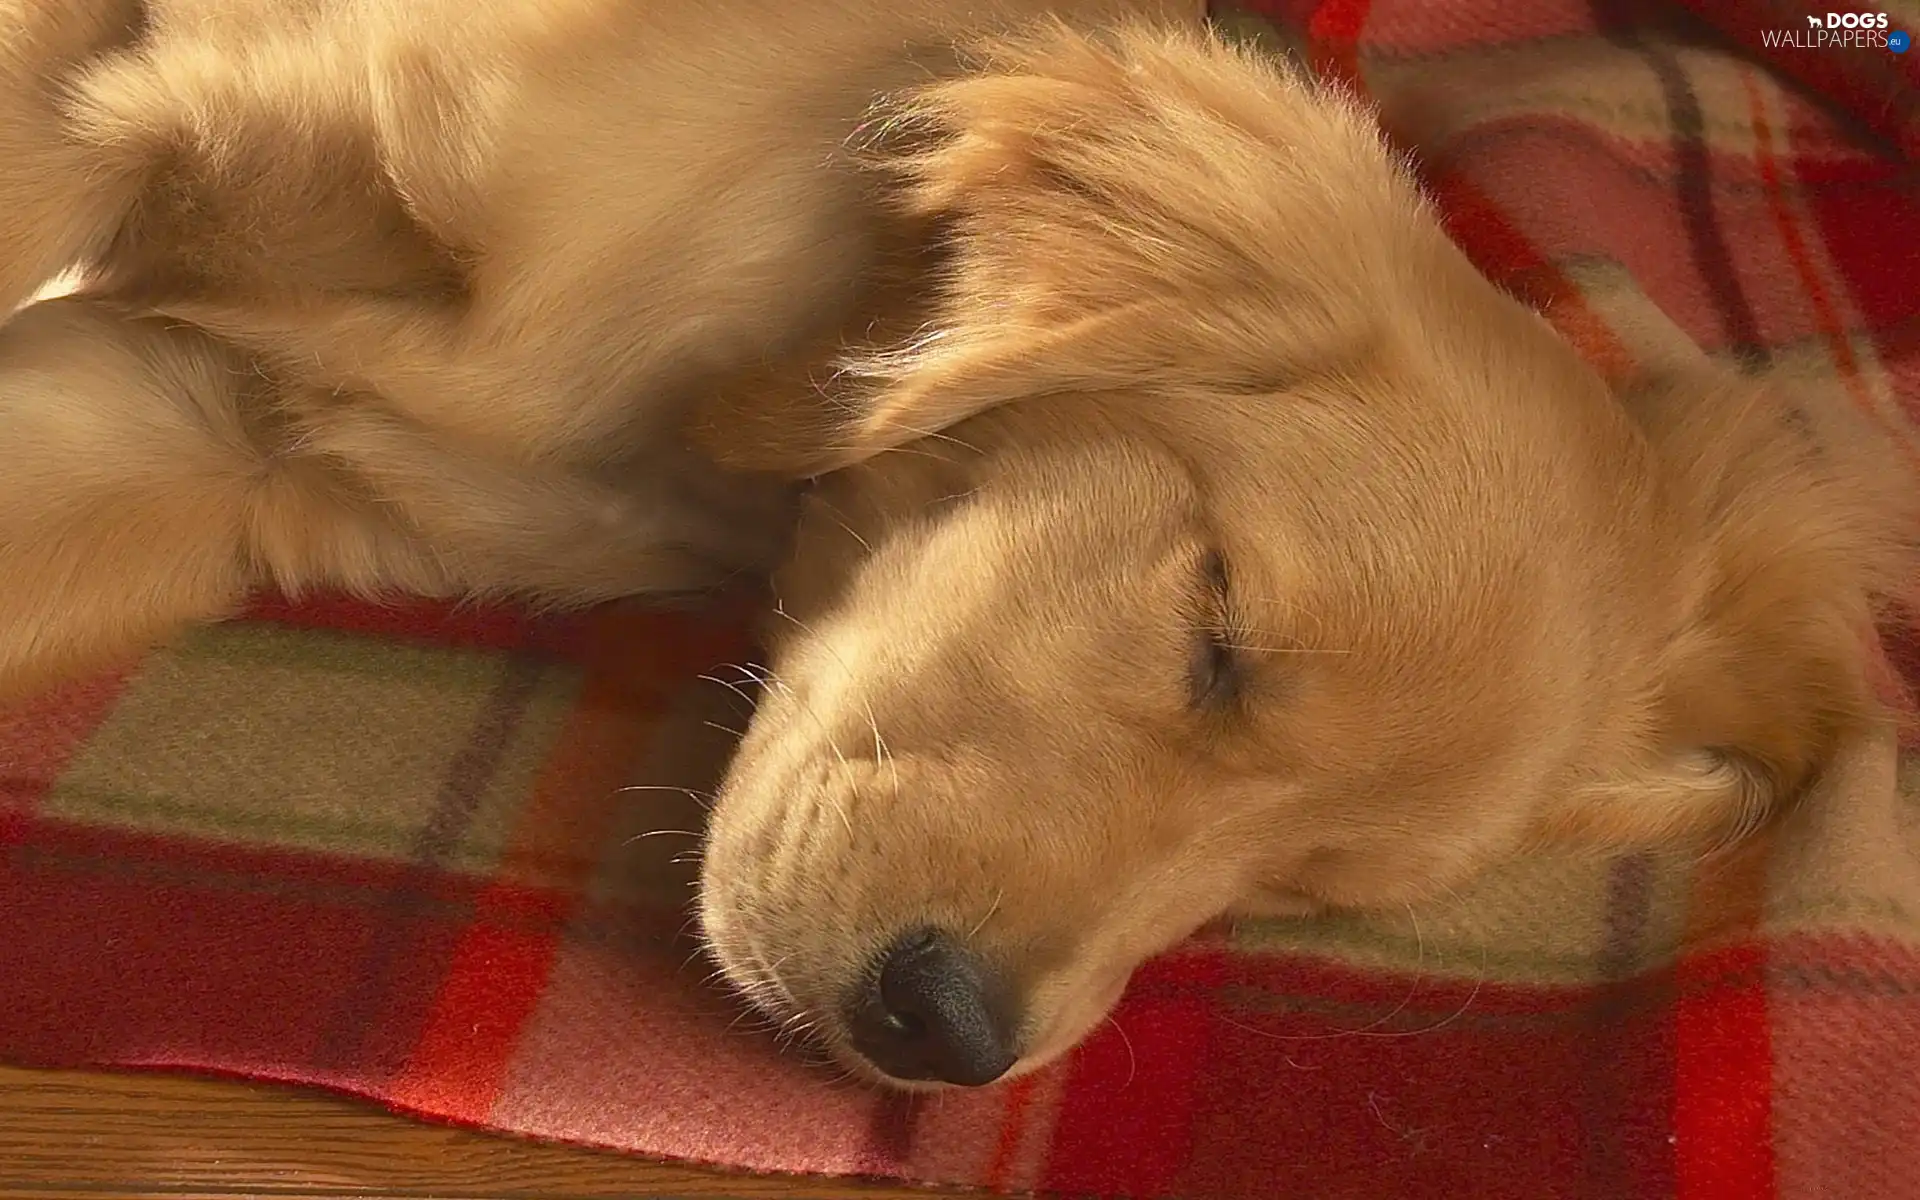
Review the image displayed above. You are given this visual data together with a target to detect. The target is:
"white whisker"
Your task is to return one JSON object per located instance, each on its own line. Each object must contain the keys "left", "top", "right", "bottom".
{"left": 697, "top": 672, "right": 763, "bottom": 712}
{"left": 619, "top": 827, "right": 703, "bottom": 847}
{"left": 967, "top": 887, "right": 1005, "bottom": 941}
{"left": 1106, "top": 1015, "right": 1139, "bottom": 1090}
{"left": 614, "top": 783, "right": 716, "bottom": 810}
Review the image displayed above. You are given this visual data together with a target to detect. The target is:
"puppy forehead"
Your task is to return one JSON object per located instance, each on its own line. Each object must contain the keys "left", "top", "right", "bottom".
{"left": 779, "top": 438, "right": 1213, "bottom": 717}
{"left": 806, "top": 500, "right": 1141, "bottom": 657}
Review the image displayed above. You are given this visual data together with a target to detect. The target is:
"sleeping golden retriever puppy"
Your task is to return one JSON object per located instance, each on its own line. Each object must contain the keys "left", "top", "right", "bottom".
{"left": 691, "top": 36, "right": 1917, "bottom": 1085}
{"left": 1, "top": 1, "right": 1911, "bottom": 1089}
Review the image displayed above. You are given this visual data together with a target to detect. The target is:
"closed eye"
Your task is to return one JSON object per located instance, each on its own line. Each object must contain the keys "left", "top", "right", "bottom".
{"left": 1188, "top": 549, "right": 1241, "bottom": 708}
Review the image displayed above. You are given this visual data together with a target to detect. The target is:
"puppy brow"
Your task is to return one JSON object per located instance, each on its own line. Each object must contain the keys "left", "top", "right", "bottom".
{"left": 1191, "top": 545, "right": 1237, "bottom": 630}
{"left": 1202, "top": 547, "right": 1230, "bottom": 599}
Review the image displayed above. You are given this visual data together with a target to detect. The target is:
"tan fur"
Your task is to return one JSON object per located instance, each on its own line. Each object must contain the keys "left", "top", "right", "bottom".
{"left": 0, "top": 1, "right": 1909, "bottom": 1086}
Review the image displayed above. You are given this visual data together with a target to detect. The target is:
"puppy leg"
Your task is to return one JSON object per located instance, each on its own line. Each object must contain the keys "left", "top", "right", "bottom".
{"left": 0, "top": 297, "right": 443, "bottom": 700}
{"left": 0, "top": 0, "right": 147, "bottom": 314}
{"left": 292, "top": 404, "right": 801, "bottom": 604}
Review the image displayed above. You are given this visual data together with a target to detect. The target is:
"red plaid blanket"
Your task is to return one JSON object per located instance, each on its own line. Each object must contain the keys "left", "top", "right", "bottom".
{"left": 4, "top": 3, "right": 1919, "bottom": 1197}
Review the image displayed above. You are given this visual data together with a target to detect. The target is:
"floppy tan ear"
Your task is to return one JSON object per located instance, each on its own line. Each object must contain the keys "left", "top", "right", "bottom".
{"left": 687, "top": 20, "right": 1418, "bottom": 477}
{"left": 1560, "top": 364, "right": 1919, "bottom": 849}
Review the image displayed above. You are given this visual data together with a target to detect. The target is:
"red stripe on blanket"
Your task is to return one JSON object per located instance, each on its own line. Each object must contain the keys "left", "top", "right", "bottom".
{"left": 387, "top": 901, "right": 564, "bottom": 1123}
{"left": 1325, "top": 0, "right": 1605, "bottom": 56}
{"left": 240, "top": 591, "right": 763, "bottom": 666}
{"left": 0, "top": 821, "right": 489, "bottom": 1072}
{"left": 1041, "top": 951, "right": 1226, "bottom": 1196}
{"left": 983, "top": 1074, "right": 1045, "bottom": 1191}
{"left": 1305, "top": 0, "right": 1371, "bottom": 84}
{"left": 1672, "top": 942, "right": 1776, "bottom": 1200}
{"left": 1176, "top": 947, "right": 1617, "bottom": 1199}
{"left": 1672, "top": 840, "right": 1778, "bottom": 1200}
{"left": 242, "top": 592, "right": 554, "bottom": 652}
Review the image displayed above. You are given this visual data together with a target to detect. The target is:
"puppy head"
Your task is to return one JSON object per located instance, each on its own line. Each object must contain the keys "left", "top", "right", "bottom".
{"left": 691, "top": 24, "right": 1914, "bottom": 1089}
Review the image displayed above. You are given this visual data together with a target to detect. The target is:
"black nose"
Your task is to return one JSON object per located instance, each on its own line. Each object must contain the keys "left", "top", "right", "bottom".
{"left": 848, "top": 927, "right": 1017, "bottom": 1086}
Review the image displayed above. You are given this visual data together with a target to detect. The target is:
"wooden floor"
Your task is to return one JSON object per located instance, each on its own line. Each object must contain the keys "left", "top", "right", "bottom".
{"left": 0, "top": 1064, "right": 941, "bottom": 1200}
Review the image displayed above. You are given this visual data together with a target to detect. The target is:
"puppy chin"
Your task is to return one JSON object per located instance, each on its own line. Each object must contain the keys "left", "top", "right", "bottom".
{"left": 1012, "top": 974, "right": 1134, "bottom": 1078}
